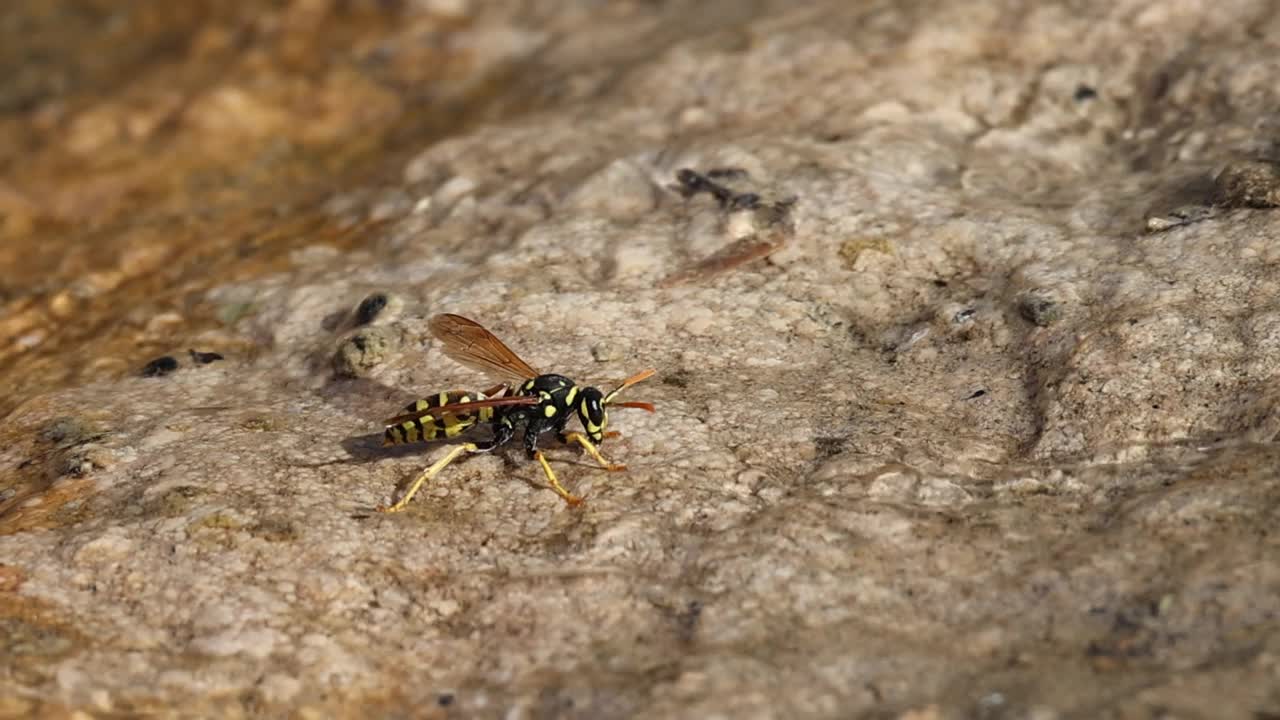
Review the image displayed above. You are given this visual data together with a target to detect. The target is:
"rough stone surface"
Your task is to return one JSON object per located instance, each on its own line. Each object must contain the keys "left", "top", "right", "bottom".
{"left": 3, "top": 1, "right": 1280, "bottom": 718}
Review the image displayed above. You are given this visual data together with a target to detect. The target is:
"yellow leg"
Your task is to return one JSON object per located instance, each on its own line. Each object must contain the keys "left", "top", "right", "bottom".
{"left": 377, "top": 443, "right": 478, "bottom": 513}
{"left": 534, "top": 451, "right": 585, "bottom": 506}
{"left": 563, "top": 431, "right": 627, "bottom": 472}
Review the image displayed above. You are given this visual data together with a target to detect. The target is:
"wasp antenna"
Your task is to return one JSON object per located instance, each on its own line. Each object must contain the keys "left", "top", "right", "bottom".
{"left": 604, "top": 368, "right": 656, "bottom": 404}
{"left": 622, "top": 368, "right": 656, "bottom": 387}
{"left": 614, "top": 401, "right": 656, "bottom": 413}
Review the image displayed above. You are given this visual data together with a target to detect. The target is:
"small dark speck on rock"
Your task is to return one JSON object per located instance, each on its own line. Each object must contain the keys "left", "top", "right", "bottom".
{"left": 966, "top": 389, "right": 988, "bottom": 400}
{"left": 141, "top": 356, "right": 179, "bottom": 377}
{"left": 188, "top": 349, "right": 224, "bottom": 365}
{"left": 437, "top": 693, "right": 455, "bottom": 707}
{"left": 355, "top": 293, "right": 389, "bottom": 325}
{"left": 1074, "top": 84, "right": 1098, "bottom": 101}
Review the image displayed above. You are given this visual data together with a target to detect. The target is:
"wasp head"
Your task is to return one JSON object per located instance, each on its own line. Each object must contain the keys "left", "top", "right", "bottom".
{"left": 577, "top": 387, "right": 608, "bottom": 443}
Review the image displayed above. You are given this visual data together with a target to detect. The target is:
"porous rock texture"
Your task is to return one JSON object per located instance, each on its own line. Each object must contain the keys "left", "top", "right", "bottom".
{"left": 3, "top": 0, "right": 1280, "bottom": 717}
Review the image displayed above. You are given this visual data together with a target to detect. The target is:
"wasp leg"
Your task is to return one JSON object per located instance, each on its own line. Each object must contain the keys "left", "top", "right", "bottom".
{"left": 534, "top": 450, "right": 584, "bottom": 506}
{"left": 523, "top": 418, "right": 584, "bottom": 505}
{"left": 377, "top": 442, "right": 479, "bottom": 513}
{"left": 562, "top": 431, "right": 627, "bottom": 472}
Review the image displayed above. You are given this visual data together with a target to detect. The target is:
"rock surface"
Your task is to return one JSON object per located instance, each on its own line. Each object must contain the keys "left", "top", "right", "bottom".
{"left": 3, "top": 0, "right": 1280, "bottom": 717}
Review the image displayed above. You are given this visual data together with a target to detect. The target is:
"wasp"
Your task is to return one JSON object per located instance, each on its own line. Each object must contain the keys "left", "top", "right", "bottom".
{"left": 376, "top": 314, "right": 655, "bottom": 512}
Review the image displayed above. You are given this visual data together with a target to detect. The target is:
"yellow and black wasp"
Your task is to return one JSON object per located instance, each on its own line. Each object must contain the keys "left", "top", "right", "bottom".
{"left": 376, "top": 314, "right": 655, "bottom": 512}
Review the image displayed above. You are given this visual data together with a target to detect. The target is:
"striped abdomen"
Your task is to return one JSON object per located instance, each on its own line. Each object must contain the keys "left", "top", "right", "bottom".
{"left": 382, "top": 390, "right": 494, "bottom": 445}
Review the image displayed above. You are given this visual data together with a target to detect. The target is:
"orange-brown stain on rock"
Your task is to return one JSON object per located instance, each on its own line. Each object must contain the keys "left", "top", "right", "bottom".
{"left": 0, "top": 564, "right": 25, "bottom": 593}
{"left": 0, "top": 0, "right": 524, "bottom": 420}
{"left": 0, "top": 411, "right": 110, "bottom": 535}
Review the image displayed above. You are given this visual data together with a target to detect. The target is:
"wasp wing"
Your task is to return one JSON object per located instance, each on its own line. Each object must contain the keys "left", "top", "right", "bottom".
{"left": 381, "top": 395, "right": 539, "bottom": 426}
{"left": 429, "top": 314, "right": 540, "bottom": 384}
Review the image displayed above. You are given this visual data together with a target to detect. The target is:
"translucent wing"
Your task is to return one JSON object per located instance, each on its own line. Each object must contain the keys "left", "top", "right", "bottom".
{"left": 429, "top": 314, "right": 540, "bottom": 384}
{"left": 382, "top": 395, "right": 539, "bottom": 426}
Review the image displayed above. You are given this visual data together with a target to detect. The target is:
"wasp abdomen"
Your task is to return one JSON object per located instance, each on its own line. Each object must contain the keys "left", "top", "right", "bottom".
{"left": 382, "top": 390, "right": 494, "bottom": 445}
